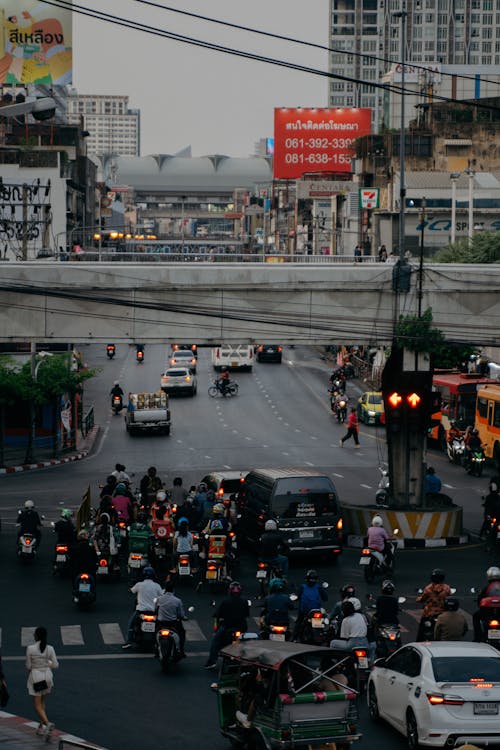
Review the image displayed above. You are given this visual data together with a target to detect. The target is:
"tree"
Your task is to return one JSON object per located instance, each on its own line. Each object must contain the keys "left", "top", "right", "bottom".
{"left": 434, "top": 231, "right": 500, "bottom": 263}
{"left": 394, "top": 308, "right": 475, "bottom": 368}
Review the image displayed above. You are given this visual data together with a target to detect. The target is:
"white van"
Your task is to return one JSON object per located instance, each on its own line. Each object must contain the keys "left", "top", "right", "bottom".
{"left": 211, "top": 344, "right": 254, "bottom": 372}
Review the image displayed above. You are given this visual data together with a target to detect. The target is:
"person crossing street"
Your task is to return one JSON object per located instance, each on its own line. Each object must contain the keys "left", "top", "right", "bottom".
{"left": 340, "top": 407, "right": 360, "bottom": 448}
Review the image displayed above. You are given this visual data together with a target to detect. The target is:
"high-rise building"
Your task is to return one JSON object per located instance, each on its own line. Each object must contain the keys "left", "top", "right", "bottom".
{"left": 66, "top": 91, "right": 140, "bottom": 156}
{"left": 329, "top": 0, "right": 500, "bottom": 131}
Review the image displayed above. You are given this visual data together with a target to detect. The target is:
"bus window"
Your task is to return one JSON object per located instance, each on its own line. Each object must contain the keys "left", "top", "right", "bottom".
{"left": 477, "top": 397, "right": 488, "bottom": 420}
{"left": 494, "top": 403, "right": 500, "bottom": 429}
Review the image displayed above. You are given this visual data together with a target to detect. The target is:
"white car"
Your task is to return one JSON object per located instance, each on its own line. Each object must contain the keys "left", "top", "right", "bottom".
{"left": 368, "top": 641, "right": 500, "bottom": 749}
{"left": 161, "top": 367, "right": 197, "bottom": 396}
{"left": 169, "top": 350, "right": 197, "bottom": 373}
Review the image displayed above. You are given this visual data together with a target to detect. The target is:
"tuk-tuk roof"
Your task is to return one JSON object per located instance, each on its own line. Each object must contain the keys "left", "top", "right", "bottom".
{"left": 220, "top": 640, "right": 337, "bottom": 670}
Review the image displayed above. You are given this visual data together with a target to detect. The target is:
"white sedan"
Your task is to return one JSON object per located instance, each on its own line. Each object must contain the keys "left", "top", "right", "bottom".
{"left": 160, "top": 367, "right": 197, "bottom": 396}
{"left": 368, "top": 641, "right": 500, "bottom": 749}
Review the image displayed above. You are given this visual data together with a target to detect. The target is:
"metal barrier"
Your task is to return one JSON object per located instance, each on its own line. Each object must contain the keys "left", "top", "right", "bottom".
{"left": 56, "top": 251, "right": 380, "bottom": 264}
{"left": 81, "top": 406, "right": 94, "bottom": 438}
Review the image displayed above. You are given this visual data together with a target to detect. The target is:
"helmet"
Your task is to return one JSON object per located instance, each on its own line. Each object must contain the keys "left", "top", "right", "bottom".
{"left": 341, "top": 600, "right": 355, "bottom": 616}
{"left": 444, "top": 596, "right": 459, "bottom": 611}
{"left": 198, "top": 483, "right": 207, "bottom": 492}
{"left": 427, "top": 466, "right": 435, "bottom": 475}
{"left": 156, "top": 490, "right": 167, "bottom": 503}
{"left": 341, "top": 584, "right": 356, "bottom": 599}
{"left": 487, "top": 566, "right": 500, "bottom": 581}
{"left": 213, "top": 503, "right": 225, "bottom": 516}
{"left": 61, "top": 508, "right": 72, "bottom": 520}
{"left": 114, "top": 380, "right": 119, "bottom": 386}
{"left": 348, "top": 597, "right": 362, "bottom": 612}
{"left": 229, "top": 581, "right": 242, "bottom": 595}
{"left": 473, "top": 428, "right": 479, "bottom": 436}
{"left": 431, "top": 568, "right": 445, "bottom": 583}
{"left": 265, "top": 519, "right": 278, "bottom": 532}
{"left": 269, "top": 578, "right": 285, "bottom": 593}
{"left": 100, "top": 512, "right": 110, "bottom": 523}
{"left": 372, "top": 515, "right": 383, "bottom": 527}
{"left": 115, "top": 483, "right": 126, "bottom": 492}
{"left": 306, "top": 569, "right": 318, "bottom": 583}
{"left": 78, "top": 529, "right": 89, "bottom": 540}
{"left": 24, "top": 500, "right": 34, "bottom": 509}
{"left": 143, "top": 566, "right": 155, "bottom": 579}
{"left": 381, "top": 579, "right": 395, "bottom": 595}
{"left": 178, "top": 516, "right": 189, "bottom": 526}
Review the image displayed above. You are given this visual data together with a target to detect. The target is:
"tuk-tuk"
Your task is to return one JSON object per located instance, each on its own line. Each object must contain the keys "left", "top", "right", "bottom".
{"left": 215, "top": 639, "right": 362, "bottom": 749}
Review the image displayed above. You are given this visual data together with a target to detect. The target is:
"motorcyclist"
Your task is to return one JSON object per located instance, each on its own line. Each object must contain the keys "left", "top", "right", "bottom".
{"left": 110, "top": 381, "right": 124, "bottom": 399}
{"left": 92, "top": 512, "right": 118, "bottom": 568}
{"left": 169, "top": 476, "right": 188, "bottom": 507}
{"left": 122, "top": 566, "right": 164, "bottom": 649}
{"left": 481, "top": 487, "right": 500, "bottom": 539}
{"left": 100, "top": 474, "right": 117, "bottom": 500}
{"left": 373, "top": 580, "right": 399, "bottom": 627}
{"left": 111, "top": 463, "right": 130, "bottom": 485}
{"left": 139, "top": 466, "right": 164, "bottom": 509}
{"left": 424, "top": 466, "right": 442, "bottom": 496}
{"left": 293, "top": 570, "right": 328, "bottom": 641}
{"left": 473, "top": 566, "right": 500, "bottom": 641}
{"left": 155, "top": 579, "right": 187, "bottom": 658}
{"left": 53, "top": 508, "right": 77, "bottom": 545}
{"left": 465, "top": 428, "right": 483, "bottom": 466}
{"left": 205, "top": 581, "right": 250, "bottom": 668}
{"left": 260, "top": 578, "right": 293, "bottom": 632}
{"left": 217, "top": 367, "right": 231, "bottom": 395}
{"left": 416, "top": 568, "right": 451, "bottom": 640}
{"left": 172, "top": 517, "right": 197, "bottom": 570}
{"left": 330, "top": 583, "right": 357, "bottom": 625}
{"left": 202, "top": 503, "right": 230, "bottom": 537}
{"left": 17, "top": 500, "right": 43, "bottom": 547}
{"left": 70, "top": 529, "right": 99, "bottom": 597}
{"left": 447, "top": 420, "right": 463, "bottom": 443}
{"left": 330, "top": 599, "right": 369, "bottom": 651}
{"left": 434, "top": 597, "right": 468, "bottom": 641}
{"left": 113, "top": 483, "right": 135, "bottom": 523}
{"left": 258, "top": 519, "right": 289, "bottom": 579}
{"left": 366, "top": 515, "right": 392, "bottom": 566}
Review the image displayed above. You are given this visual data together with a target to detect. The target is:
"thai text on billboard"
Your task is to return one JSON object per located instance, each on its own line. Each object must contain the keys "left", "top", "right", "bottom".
{"left": 0, "top": 0, "right": 72, "bottom": 85}
{"left": 274, "top": 108, "right": 371, "bottom": 179}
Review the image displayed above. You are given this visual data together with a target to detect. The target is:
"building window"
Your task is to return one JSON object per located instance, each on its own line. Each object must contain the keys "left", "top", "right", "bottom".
{"left": 483, "top": 12, "right": 493, "bottom": 22}
{"left": 483, "top": 41, "right": 492, "bottom": 51}
{"left": 483, "top": 26, "right": 493, "bottom": 36}
{"left": 482, "top": 54, "right": 492, "bottom": 61}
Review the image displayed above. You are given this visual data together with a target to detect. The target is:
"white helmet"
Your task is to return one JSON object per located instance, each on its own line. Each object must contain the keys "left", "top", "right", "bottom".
{"left": 348, "top": 597, "right": 362, "bottom": 612}
{"left": 265, "top": 519, "right": 278, "bottom": 532}
{"left": 156, "top": 490, "right": 167, "bottom": 503}
{"left": 487, "top": 566, "right": 500, "bottom": 581}
{"left": 372, "top": 515, "right": 383, "bottom": 527}
{"left": 24, "top": 500, "right": 34, "bottom": 509}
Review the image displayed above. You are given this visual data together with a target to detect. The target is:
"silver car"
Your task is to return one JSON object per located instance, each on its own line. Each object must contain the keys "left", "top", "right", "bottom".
{"left": 161, "top": 367, "right": 197, "bottom": 396}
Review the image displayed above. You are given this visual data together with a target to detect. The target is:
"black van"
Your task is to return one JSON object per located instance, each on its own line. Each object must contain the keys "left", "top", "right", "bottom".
{"left": 237, "top": 468, "right": 343, "bottom": 557}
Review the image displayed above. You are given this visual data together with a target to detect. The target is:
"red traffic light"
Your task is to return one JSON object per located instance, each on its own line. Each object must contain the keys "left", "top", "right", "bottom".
{"left": 407, "top": 392, "right": 421, "bottom": 408}
{"left": 388, "top": 392, "right": 403, "bottom": 408}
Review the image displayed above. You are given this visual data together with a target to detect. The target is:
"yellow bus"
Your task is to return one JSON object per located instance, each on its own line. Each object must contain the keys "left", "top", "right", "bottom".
{"left": 475, "top": 383, "right": 500, "bottom": 467}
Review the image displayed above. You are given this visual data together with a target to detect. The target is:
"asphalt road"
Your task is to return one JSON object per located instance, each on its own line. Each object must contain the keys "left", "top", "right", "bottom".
{"left": 0, "top": 344, "right": 496, "bottom": 749}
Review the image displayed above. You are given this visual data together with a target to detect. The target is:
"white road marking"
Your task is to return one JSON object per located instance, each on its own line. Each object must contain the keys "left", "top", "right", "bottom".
{"left": 223, "top": 465, "right": 231, "bottom": 469}
{"left": 360, "top": 484, "right": 372, "bottom": 489}
{"left": 99, "top": 623, "right": 125, "bottom": 645}
{"left": 310, "top": 436, "right": 318, "bottom": 440}
{"left": 245, "top": 436, "right": 252, "bottom": 441}
{"left": 332, "top": 473, "right": 344, "bottom": 478}
{"left": 262, "top": 444, "right": 269, "bottom": 448}
{"left": 184, "top": 620, "right": 207, "bottom": 641}
{"left": 284, "top": 422, "right": 289, "bottom": 426}
{"left": 305, "top": 461, "right": 314, "bottom": 467}
{"left": 282, "top": 452, "right": 289, "bottom": 456}
{"left": 61, "top": 625, "right": 84, "bottom": 646}
{"left": 443, "top": 483, "right": 454, "bottom": 489}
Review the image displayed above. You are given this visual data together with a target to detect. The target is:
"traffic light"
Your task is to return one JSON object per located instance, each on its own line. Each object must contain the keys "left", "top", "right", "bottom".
{"left": 385, "top": 390, "right": 404, "bottom": 433}
{"left": 406, "top": 390, "right": 424, "bottom": 433}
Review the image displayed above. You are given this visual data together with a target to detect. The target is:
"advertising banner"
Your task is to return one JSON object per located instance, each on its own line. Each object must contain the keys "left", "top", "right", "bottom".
{"left": 359, "top": 188, "right": 380, "bottom": 209}
{"left": 0, "top": 0, "right": 72, "bottom": 85}
{"left": 274, "top": 108, "right": 372, "bottom": 180}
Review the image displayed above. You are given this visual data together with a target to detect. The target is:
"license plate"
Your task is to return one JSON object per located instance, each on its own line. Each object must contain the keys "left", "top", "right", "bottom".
{"left": 129, "top": 559, "right": 141, "bottom": 568}
{"left": 192, "top": 544, "right": 198, "bottom": 551}
{"left": 256, "top": 570, "right": 267, "bottom": 579}
{"left": 206, "top": 570, "right": 217, "bottom": 579}
{"left": 141, "top": 621, "right": 155, "bottom": 632}
{"left": 56, "top": 554, "right": 66, "bottom": 562}
{"left": 299, "top": 530, "right": 314, "bottom": 539}
{"left": 78, "top": 583, "right": 91, "bottom": 592}
{"left": 311, "top": 619, "right": 324, "bottom": 628}
{"left": 474, "top": 702, "right": 498, "bottom": 715}
{"left": 97, "top": 566, "right": 108, "bottom": 574}
{"left": 120, "top": 529, "right": 127, "bottom": 537}
{"left": 270, "top": 633, "right": 285, "bottom": 641}
{"left": 359, "top": 557, "right": 370, "bottom": 565}
{"left": 179, "top": 566, "right": 190, "bottom": 575}
{"left": 488, "top": 629, "right": 500, "bottom": 639}
{"left": 23, "top": 545, "right": 33, "bottom": 553}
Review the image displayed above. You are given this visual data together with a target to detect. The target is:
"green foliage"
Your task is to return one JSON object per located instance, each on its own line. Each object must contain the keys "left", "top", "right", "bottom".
{"left": 434, "top": 231, "right": 500, "bottom": 263}
{"left": 394, "top": 308, "right": 476, "bottom": 367}
{"left": 0, "top": 353, "right": 96, "bottom": 405}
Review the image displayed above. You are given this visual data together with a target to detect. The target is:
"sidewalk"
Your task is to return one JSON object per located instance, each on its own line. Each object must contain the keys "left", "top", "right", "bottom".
{"left": 0, "top": 427, "right": 100, "bottom": 476}
{"left": 0, "top": 709, "right": 108, "bottom": 749}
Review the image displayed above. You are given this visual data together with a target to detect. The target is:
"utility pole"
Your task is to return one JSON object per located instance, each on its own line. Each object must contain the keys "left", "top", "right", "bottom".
{"left": 22, "top": 184, "right": 28, "bottom": 260}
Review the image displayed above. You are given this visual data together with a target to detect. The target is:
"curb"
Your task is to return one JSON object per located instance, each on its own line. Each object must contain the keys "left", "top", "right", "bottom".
{"left": 0, "top": 426, "right": 100, "bottom": 476}
{"left": 347, "top": 533, "right": 471, "bottom": 548}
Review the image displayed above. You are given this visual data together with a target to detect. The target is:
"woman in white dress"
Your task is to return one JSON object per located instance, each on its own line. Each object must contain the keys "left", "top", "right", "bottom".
{"left": 26, "top": 626, "right": 59, "bottom": 738}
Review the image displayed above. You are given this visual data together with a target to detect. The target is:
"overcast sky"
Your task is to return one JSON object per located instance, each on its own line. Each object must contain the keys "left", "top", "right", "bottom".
{"left": 72, "top": 1, "right": 329, "bottom": 157}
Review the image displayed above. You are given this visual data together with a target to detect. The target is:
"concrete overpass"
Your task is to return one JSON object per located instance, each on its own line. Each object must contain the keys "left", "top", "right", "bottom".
{"left": 0, "top": 261, "right": 498, "bottom": 346}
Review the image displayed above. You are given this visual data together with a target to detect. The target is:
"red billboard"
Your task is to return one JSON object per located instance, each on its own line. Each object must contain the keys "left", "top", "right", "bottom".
{"left": 273, "top": 108, "right": 372, "bottom": 179}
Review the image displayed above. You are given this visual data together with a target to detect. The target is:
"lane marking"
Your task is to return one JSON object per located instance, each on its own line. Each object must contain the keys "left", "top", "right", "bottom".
{"left": 61, "top": 625, "right": 84, "bottom": 646}
{"left": 99, "top": 623, "right": 125, "bottom": 645}
{"left": 360, "top": 484, "right": 372, "bottom": 489}
{"left": 184, "top": 620, "right": 207, "bottom": 641}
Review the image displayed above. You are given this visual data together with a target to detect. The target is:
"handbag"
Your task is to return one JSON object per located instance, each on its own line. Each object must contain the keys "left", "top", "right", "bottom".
{"left": 33, "top": 680, "right": 48, "bottom": 693}
{"left": 0, "top": 682, "right": 9, "bottom": 707}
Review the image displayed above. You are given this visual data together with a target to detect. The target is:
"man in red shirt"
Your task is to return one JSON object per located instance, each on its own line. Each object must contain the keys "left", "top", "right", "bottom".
{"left": 340, "top": 407, "right": 360, "bottom": 447}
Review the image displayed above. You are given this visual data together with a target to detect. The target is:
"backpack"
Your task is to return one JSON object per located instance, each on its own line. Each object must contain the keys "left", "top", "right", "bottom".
{"left": 299, "top": 583, "right": 322, "bottom": 613}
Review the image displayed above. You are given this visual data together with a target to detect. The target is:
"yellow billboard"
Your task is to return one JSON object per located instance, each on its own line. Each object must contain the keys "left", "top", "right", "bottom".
{"left": 0, "top": 1, "right": 72, "bottom": 85}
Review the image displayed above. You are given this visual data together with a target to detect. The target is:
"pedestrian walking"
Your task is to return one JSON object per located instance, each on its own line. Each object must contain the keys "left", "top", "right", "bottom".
{"left": 26, "top": 626, "right": 58, "bottom": 739}
{"left": 340, "top": 407, "right": 360, "bottom": 448}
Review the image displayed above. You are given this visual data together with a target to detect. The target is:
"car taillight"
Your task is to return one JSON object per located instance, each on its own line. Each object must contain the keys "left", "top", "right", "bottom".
{"left": 56, "top": 545, "right": 68, "bottom": 553}
{"left": 277, "top": 346, "right": 282, "bottom": 352}
{"left": 99, "top": 558, "right": 108, "bottom": 567}
{"left": 257, "top": 345, "right": 263, "bottom": 351}
{"left": 337, "top": 518, "right": 343, "bottom": 530}
{"left": 234, "top": 631, "right": 242, "bottom": 639}
{"left": 427, "top": 692, "right": 464, "bottom": 706}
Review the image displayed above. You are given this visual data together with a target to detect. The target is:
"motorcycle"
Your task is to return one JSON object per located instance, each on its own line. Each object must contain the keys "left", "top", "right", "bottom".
{"left": 53, "top": 543, "right": 70, "bottom": 576}
{"left": 366, "top": 595, "right": 406, "bottom": 657}
{"left": 106, "top": 343, "right": 116, "bottom": 359}
{"left": 336, "top": 396, "right": 348, "bottom": 424}
{"left": 17, "top": 533, "right": 38, "bottom": 561}
{"left": 474, "top": 592, "right": 500, "bottom": 649}
{"left": 197, "top": 534, "right": 230, "bottom": 591}
{"left": 375, "top": 466, "right": 390, "bottom": 507}
{"left": 256, "top": 560, "right": 284, "bottom": 599}
{"left": 299, "top": 608, "right": 332, "bottom": 646}
{"left": 127, "top": 550, "right": 149, "bottom": 581}
{"left": 416, "top": 587, "right": 456, "bottom": 640}
{"left": 73, "top": 572, "right": 96, "bottom": 609}
{"left": 156, "top": 622, "right": 183, "bottom": 671}
{"left": 446, "top": 436, "right": 466, "bottom": 465}
{"left": 359, "top": 532, "right": 399, "bottom": 583}
{"left": 352, "top": 646, "right": 371, "bottom": 693}
{"left": 136, "top": 347, "right": 144, "bottom": 364}
{"left": 465, "top": 448, "right": 486, "bottom": 477}
{"left": 260, "top": 623, "right": 290, "bottom": 642}
{"left": 329, "top": 388, "right": 340, "bottom": 415}
{"left": 208, "top": 379, "right": 239, "bottom": 398}
{"left": 133, "top": 611, "right": 157, "bottom": 650}
{"left": 112, "top": 394, "right": 123, "bottom": 415}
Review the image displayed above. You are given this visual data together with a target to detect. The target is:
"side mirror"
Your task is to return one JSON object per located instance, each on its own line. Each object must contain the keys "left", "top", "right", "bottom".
{"left": 393, "top": 528, "right": 399, "bottom": 535}
{"left": 372, "top": 657, "right": 386, "bottom": 668}
{"left": 247, "top": 599, "right": 253, "bottom": 607}
{"left": 398, "top": 596, "right": 406, "bottom": 604}
{"left": 289, "top": 594, "right": 298, "bottom": 602}
{"left": 450, "top": 587, "right": 457, "bottom": 594}
{"left": 322, "top": 582, "right": 329, "bottom": 589}
{"left": 471, "top": 587, "right": 476, "bottom": 594}
{"left": 188, "top": 606, "right": 195, "bottom": 613}
{"left": 210, "top": 682, "right": 219, "bottom": 692}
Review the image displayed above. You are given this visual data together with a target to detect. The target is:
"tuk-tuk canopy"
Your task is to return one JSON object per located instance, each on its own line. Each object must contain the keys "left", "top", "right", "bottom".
{"left": 220, "top": 640, "right": 340, "bottom": 671}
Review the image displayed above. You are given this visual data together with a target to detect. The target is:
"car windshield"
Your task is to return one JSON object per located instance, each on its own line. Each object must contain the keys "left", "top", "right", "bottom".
{"left": 167, "top": 369, "right": 187, "bottom": 377}
{"left": 272, "top": 478, "right": 338, "bottom": 518}
{"left": 221, "top": 479, "right": 244, "bottom": 494}
{"left": 368, "top": 394, "right": 382, "bottom": 405}
{"left": 432, "top": 656, "right": 500, "bottom": 683}
{"left": 173, "top": 352, "right": 192, "bottom": 359}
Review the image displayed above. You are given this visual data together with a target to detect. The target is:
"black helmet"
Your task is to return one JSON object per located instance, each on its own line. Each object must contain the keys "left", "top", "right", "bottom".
{"left": 341, "top": 583, "right": 356, "bottom": 599}
{"left": 444, "top": 596, "right": 459, "bottom": 612}
{"left": 381, "top": 579, "right": 395, "bottom": 595}
{"left": 306, "top": 569, "right": 318, "bottom": 583}
{"left": 143, "top": 566, "right": 156, "bottom": 579}
{"left": 431, "top": 568, "right": 445, "bottom": 583}
{"left": 341, "top": 600, "right": 355, "bottom": 617}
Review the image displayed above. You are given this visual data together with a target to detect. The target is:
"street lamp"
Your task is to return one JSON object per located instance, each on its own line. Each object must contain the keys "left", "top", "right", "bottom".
{"left": 418, "top": 196, "right": 426, "bottom": 318}
{"left": 450, "top": 172, "right": 460, "bottom": 244}
{"left": 394, "top": 5, "right": 408, "bottom": 258}
{"left": 465, "top": 166, "right": 475, "bottom": 244}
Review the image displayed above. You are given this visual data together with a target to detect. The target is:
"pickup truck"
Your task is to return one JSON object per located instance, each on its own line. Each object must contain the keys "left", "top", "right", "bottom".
{"left": 125, "top": 392, "right": 171, "bottom": 436}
